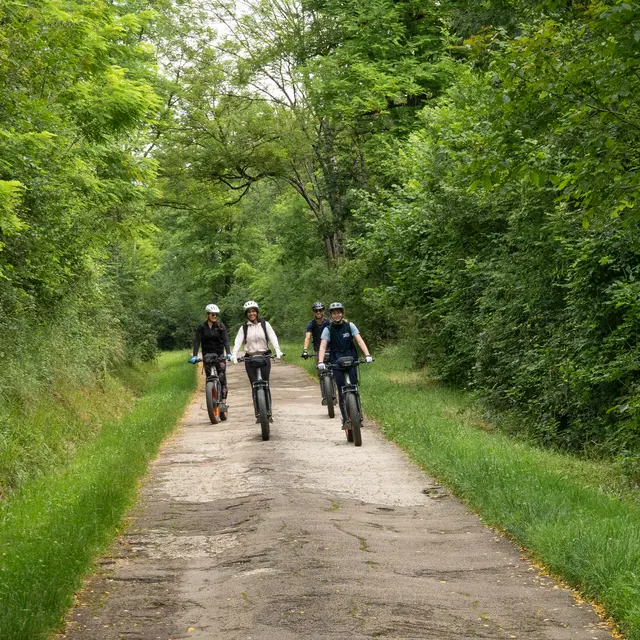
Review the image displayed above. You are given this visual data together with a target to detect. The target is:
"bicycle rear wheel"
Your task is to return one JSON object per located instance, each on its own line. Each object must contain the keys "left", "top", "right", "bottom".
{"left": 321, "top": 375, "right": 335, "bottom": 418}
{"left": 345, "top": 393, "right": 362, "bottom": 446}
{"left": 206, "top": 380, "right": 221, "bottom": 424}
{"left": 256, "top": 388, "right": 270, "bottom": 440}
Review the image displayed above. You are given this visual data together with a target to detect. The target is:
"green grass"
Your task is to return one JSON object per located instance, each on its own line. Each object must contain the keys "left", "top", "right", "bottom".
{"left": 0, "top": 367, "right": 142, "bottom": 498}
{"left": 0, "top": 351, "right": 196, "bottom": 640}
{"left": 288, "top": 342, "right": 640, "bottom": 638}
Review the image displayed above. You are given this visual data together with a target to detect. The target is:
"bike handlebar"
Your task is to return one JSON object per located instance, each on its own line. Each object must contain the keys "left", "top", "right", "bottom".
{"left": 195, "top": 354, "right": 227, "bottom": 363}
{"left": 326, "top": 358, "right": 374, "bottom": 369}
{"left": 237, "top": 353, "right": 285, "bottom": 362}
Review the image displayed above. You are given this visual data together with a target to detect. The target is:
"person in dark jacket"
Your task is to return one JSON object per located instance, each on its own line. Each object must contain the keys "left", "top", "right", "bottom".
{"left": 189, "top": 304, "right": 231, "bottom": 401}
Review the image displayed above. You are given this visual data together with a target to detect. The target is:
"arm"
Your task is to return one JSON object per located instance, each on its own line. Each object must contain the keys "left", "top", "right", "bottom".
{"left": 193, "top": 324, "right": 202, "bottom": 357}
{"left": 232, "top": 326, "right": 244, "bottom": 357}
{"left": 303, "top": 331, "right": 312, "bottom": 351}
{"left": 318, "top": 338, "right": 328, "bottom": 363}
{"left": 222, "top": 325, "right": 230, "bottom": 355}
{"left": 354, "top": 333, "right": 370, "bottom": 357}
{"left": 265, "top": 322, "right": 282, "bottom": 354}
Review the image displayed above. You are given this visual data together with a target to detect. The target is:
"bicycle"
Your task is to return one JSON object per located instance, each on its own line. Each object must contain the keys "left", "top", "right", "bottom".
{"left": 238, "top": 353, "right": 282, "bottom": 441}
{"left": 197, "top": 353, "right": 228, "bottom": 424}
{"left": 328, "top": 356, "right": 373, "bottom": 446}
{"left": 303, "top": 353, "right": 338, "bottom": 418}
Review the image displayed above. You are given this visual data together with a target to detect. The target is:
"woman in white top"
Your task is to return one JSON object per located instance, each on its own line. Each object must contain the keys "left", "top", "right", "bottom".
{"left": 231, "top": 301, "right": 283, "bottom": 405}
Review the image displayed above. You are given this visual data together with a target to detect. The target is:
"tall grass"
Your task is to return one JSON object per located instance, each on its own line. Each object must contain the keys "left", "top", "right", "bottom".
{"left": 0, "top": 351, "right": 196, "bottom": 640}
{"left": 291, "top": 343, "right": 640, "bottom": 639}
{"left": 0, "top": 311, "right": 133, "bottom": 496}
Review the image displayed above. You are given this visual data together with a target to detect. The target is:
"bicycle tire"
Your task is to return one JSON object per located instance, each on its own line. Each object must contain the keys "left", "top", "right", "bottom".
{"left": 206, "top": 380, "right": 220, "bottom": 424}
{"left": 346, "top": 393, "right": 362, "bottom": 446}
{"left": 256, "top": 388, "right": 270, "bottom": 440}
{"left": 321, "top": 375, "right": 335, "bottom": 418}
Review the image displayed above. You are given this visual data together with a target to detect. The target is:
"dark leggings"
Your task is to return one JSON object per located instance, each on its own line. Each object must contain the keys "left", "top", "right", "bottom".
{"left": 332, "top": 366, "right": 358, "bottom": 423}
{"left": 205, "top": 357, "right": 227, "bottom": 399}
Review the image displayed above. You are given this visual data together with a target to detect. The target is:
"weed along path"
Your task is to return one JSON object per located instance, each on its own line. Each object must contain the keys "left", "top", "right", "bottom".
{"left": 59, "top": 361, "right": 613, "bottom": 640}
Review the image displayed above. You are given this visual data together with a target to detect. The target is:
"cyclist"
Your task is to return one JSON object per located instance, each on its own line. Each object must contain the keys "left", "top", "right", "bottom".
{"left": 317, "top": 302, "right": 372, "bottom": 428}
{"left": 302, "top": 301, "right": 331, "bottom": 404}
{"left": 301, "top": 301, "right": 330, "bottom": 362}
{"left": 189, "top": 304, "right": 231, "bottom": 404}
{"left": 231, "top": 301, "right": 283, "bottom": 416}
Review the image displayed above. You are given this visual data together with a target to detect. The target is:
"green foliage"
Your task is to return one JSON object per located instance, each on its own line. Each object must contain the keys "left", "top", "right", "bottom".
{"left": 0, "top": 352, "right": 196, "bottom": 640}
{"left": 338, "top": 345, "right": 640, "bottom": 639}
{"left": 351, "top": 3, "right": 640, "bottom": 454}
{"left": 0, "top": 0, "right": 171, "bottom": 396}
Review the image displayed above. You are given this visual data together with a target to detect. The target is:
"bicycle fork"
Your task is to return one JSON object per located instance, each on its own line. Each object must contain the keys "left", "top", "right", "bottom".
{"left": 252, "top": 379, "right": 272, "bottom": 418}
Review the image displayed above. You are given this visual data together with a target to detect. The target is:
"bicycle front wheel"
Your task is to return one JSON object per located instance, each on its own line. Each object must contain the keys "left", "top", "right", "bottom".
{"left": 345, "top": 393, "right": 362, "bottom": 446}
{"left": 256, "top": 388, "right": 270, "bottom": 440}
{"left": 321, "top": 375, "right": 335, "bottom": 418}
{"left": 206, "top": 380, "right": 220, "bottom": 424}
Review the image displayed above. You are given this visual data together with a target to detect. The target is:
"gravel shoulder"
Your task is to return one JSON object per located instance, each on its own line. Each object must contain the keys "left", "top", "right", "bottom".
{"left": 58, "top": 361, "right": 614, "bottom": 640}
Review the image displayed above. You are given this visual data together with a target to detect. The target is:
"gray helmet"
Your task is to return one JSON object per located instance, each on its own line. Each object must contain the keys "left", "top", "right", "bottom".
{"left": 205, "top": 304, "right": 220, "bottom": 314}
{"left": 311, "top": 301, "right": 324, "bottom": 311}
{"left": 328, "top": 302, "right": 344, "bottom": 312}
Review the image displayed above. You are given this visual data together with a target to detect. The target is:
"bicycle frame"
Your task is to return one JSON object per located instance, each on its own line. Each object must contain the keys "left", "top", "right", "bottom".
{"left": 328, "top": 357, "right": 370, "bottom": 424}
{"left": 340, "top": 367, "right": 363, "bottom": 423}
{"left": 308, "top": 352, "right": 334, "bottom": 396}
{"left": 239, "top": 354, "right": 277, "bottom": 418}
{"left": 251, "top": 367, "right": 271, "bottom": 417}
{"left": 201, "top": 354, "right": 223, "bottom": 384}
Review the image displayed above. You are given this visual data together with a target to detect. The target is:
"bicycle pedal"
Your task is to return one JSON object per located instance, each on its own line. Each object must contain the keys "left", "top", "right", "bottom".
{"left": 321, "top": 398, "right": 328, "bottom": 406}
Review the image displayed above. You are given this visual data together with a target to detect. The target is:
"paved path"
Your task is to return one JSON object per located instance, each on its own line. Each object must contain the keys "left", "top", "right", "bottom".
{"left": 59, "top": 361, "right": 613, "bottom": 640}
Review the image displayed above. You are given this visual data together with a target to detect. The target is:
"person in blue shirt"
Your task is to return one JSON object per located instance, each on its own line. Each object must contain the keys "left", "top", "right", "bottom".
{"left": 317, "top": 302, "right": 373, "bottom": 427}
{"left": 301, "top": 301, "right": 330, "bottom": 362}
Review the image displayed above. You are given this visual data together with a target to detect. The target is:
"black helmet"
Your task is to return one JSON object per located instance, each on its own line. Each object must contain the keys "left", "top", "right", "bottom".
{"left": 311, "top": 301, "right": 324, "bottom": 311}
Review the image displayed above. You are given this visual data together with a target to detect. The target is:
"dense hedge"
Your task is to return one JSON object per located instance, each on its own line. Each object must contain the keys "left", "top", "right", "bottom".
{"left": 353, "top": 6, "right": 640, "bottom": 454}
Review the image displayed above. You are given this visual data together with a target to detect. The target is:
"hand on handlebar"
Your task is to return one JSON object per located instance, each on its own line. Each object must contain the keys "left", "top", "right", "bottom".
{"left": 365, "top": 355, "right": 373, "bottom": 363}
{"left": 317, "top": 362, "right": 326, "bottom": 371}
{"left": 276, "top": 349, "right": 284, "bottom": 359}
{"left": 301, "top": 349, "right": 309, "bottom": 359}
{"left": 189, "top": 356, "right": 199, "bottom": 364}
{"left": 231, "top": 354, "right": 238, "bottom": 364}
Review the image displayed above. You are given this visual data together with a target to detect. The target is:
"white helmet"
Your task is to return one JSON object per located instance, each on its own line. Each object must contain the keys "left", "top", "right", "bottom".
{"left": 243, "top": 300, "right": 259, "bottom": 314}
{"left": 205, "top": 304, "right": 220, "bottom": 314}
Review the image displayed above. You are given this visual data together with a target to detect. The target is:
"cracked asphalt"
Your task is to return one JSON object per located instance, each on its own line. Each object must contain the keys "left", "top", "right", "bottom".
{"left": 58, "top": 360, "right": 614, "bottom": 640}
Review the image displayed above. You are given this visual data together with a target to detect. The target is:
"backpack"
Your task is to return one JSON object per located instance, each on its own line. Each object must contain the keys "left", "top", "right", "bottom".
{"left": 243, "top": 319, "right": 268, "bottom": 344}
